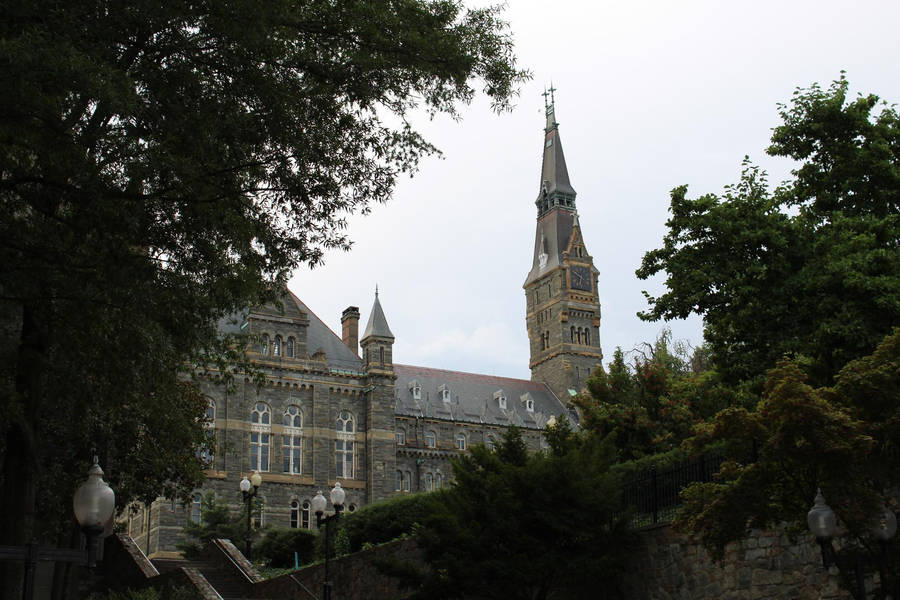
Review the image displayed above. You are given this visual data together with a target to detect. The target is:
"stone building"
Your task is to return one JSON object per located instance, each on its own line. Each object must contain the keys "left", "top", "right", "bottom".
{"left": 129, "top": 98, "right": 602, "bottom": 558}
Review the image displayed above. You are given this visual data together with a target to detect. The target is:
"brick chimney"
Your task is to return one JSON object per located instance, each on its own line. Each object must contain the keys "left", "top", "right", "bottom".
{"left": 341, "top": 306, "right": 360, "bottom": 356}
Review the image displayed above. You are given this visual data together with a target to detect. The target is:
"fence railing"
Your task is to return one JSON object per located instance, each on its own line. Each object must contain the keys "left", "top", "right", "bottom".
{"left": 619, "top": 453, "right": 724, "bottom": 528}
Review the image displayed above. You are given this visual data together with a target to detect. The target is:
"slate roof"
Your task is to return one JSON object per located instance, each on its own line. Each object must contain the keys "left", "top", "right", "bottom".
{"left": 393, "top": 364, "right": 574, "bottom": 429}
{"left": 283, "top": 292, "right": 363, "bottom": 372}
{"left": 524, "top": 207, "right": 576, "bottom": 285}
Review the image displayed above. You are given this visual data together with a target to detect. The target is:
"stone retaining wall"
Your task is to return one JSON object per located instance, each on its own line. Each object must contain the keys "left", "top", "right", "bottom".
{"left": 622, "top": 524, "right": 870, "bottom": 600}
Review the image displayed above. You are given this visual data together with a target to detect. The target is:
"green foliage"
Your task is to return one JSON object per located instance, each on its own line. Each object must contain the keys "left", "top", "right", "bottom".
{"left": 675, "top": 330, "right": 900, "bottom": 567}
{"left": 638, "top": 75, "right": 900, "bottom": 386}
{"left": 577, "top": 332, "right": 734, "bottom": 460}
{"left": 0, "top": 0, "right": 527, "bottom": 555}
{"left": 255, "top": 528, "right": 316, "bottom": 568}
{"left": 330, "top": 491, "right": 442, "bottom": 556}
{"left": 175, "top": 493, "right": 248, "bottom": 559}
{"left": 411, "top": 426, "right": 636, "bottom": 599}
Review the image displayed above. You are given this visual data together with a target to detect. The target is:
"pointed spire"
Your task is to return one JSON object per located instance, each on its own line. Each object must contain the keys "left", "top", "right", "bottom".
{"left": 535, "top": 85, "right": 576, "bottom": 218}
{"left": 362, "top": 288, "right": 394, "bottom": 340}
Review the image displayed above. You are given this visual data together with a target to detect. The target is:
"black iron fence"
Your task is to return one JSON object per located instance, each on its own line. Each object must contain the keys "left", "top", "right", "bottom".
{"left": 619, "top": 453, "right": 724, "bottom": 528}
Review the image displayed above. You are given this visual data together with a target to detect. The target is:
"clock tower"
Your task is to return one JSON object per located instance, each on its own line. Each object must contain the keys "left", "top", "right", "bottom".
{"left": 524, "top": 90, "right": 603, "bottom": 400}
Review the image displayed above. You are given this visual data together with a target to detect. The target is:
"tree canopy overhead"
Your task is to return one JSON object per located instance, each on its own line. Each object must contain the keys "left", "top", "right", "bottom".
{"left": 637, "top": 75, "right": 900, "bottom": 386}
{"left": 0, "top": 0, "right": 526, "bottom": 559}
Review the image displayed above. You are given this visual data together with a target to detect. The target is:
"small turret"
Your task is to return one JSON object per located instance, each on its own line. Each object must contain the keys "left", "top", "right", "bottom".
{"left": 360, "top": 287, "right": 394, "bottom": 374}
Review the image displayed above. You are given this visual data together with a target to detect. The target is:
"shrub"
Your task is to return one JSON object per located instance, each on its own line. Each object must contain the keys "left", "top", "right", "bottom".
{"left": 255, "top": 528, "right": 317, "bottom": 568}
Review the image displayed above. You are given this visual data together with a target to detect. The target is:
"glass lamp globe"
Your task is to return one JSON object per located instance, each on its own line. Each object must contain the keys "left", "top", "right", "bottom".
{"left": 250, "top": 471, "right": 262, "bottom": 488}
{"left": 73, "top": 458, "right": 116, "bottom": 532}
{"left": 807, "top": 489, "right": 837, "bottom": 539}
{"left": 311, "top": 490, "right": 327, "bottom": 515}
{"left": 873, "top": 507, "right": 898, "bottom": 542}
{"left": 330, "top": 482, "right": 346, "bottom": 508}
{"left": 239, "top": 477, "right": 251, "bottom": 493}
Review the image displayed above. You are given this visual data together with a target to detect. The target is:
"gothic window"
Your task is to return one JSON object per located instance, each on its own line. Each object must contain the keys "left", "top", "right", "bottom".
{"left": 455, "top": 433, "right": 467, "bottom": 451}
{"left": 250, "top": 402, "right": 271, "bottom": 472}
{"left": 282, "top": 432, "right": 302, "bottom": 474}
{"left": 283, "top": 405, "right": 302, "bottom": 428}
{"left": 396, "top": 470, "right": 403, "bottom": 492}
{"left": 286, "top": 336, "right": 295, "bottom": 358}
{"left": 274, "top": 335, "right": 282, "bottom": 356}
{"left": 435, "top": 473, "right": 443, "bottom": 489}
{"left": 302, "top": 500, "right": 310, "bottom": 528}
{"left": 577, "top": 328, "right": 583, "bottom": 344}
{"left": 584, "top": 329, "right": 590, "bottom": 345}
{"left": 396, "top": 429, "right": 405, "bottom": 445}
{"left": 335, "top": 410, "right": 354, "bottom": 478}
{"left": 570, "top": 326, "right": 575, "bottom": 342}
{"left": 190, "top": 493, "right": 202, "bottom": 524}
{"left": 425, "top": 431, "right": 436, "bottom": 448}
{"left": 261, "top": 334, "right": 269, "bottom": 356}
{"left": 404, "top": 471, "right": 411, "bottom": 492}
{"left": 290, "top": 500, "right": 299, "bottom": 528}
{"left": 425, "top": 473, "right": 433, "bottom": 491}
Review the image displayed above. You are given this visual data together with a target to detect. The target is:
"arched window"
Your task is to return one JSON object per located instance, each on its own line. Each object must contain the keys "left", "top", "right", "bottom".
{"left": 425, "top": 473, "right": 433, "bottom": 491}
{"left": 425, "top": 431, "right": 436, "bottom": 448}
{"left": 302, "top": 500, "right": 311, "bottom": 529}
{"left": 396, "top": 470, "right": 403, "bottom": 491}
{"left": 250, "top": 402, "right": 271, "bottom": 471}
{"left": 584, "top": 329, "right": 590, "bottom": 345}
{"left": 570, "top": 326, "right": 575, "bottom": 342}
{"left": 190, "top": 493, "right": 202, "bottom": 524}
{"left": 273, "top": 335, "right": 282, "bottom": 356}
{"left": 261, "top": 334, "right": 269, "bottom": 356}
{"left": 577, "top": 328, "right": 582, "bottom": 344}
{"left": 286, "top": 337, "right": 295, "bottom": 358}
{"left": 336, "top": 411, "right": 354, "bottom": 478}
{"left": 290, "top": 500, "right": 299, "bottom": 528}
{"left": 435, "top": 473, "right": 443, "bottom": 489}
{"left": 404, "top": 471, "right": 411, "bottom": 492}
{"left": 455, "top": 433, "right": 467, "bottom": 451}
{"left": 282, "top": 406, "right": 302, "bottom": 474}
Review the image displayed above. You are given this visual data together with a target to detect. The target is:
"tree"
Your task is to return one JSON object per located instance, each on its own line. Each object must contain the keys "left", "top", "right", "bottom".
{"left": 175, "top": 493, "right": 250, "bottom": 560}
{"left": 0, "top": 0, "right": 526, "bottom": 592}
{"left": 637, "top": 75, "right": 900, "bottom": 386}
{"left": 675, "top": 330, "right": 900, "bottom": 596}
{"left": 412, "top": 424, "right": 635, "bottom": 600}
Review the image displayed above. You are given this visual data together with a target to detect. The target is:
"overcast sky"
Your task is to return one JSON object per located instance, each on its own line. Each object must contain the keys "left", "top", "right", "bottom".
{"left": 290, "top": 0, "right": 900, "bottom": 380}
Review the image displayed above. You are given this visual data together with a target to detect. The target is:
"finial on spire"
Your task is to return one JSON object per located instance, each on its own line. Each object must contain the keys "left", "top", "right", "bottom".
{"left": 542, "top": 87, "right": 549, "bottom": 111}
{"left": 548, "top": 82, "right": 556, "bottom": 106}
{"left": 375, "top": 284, "right": 379, "bottom": 298}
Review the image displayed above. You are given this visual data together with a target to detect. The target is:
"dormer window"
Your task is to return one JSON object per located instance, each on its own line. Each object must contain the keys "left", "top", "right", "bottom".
{"left": 521, "top": 393, "right": 535, "bottom": 412}
{"left": 493, "top": 390, "right": 507, "bottom": 410}
{"left": 439, "top": 384, "right": 450, "bottom": 403}
{"left": 409, "top": 380, "right": 421, "bottom": 400}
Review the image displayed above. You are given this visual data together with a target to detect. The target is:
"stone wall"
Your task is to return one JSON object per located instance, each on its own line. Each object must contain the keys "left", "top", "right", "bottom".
{"left": 622, "top": 524, "right": 868, "bottom": 600}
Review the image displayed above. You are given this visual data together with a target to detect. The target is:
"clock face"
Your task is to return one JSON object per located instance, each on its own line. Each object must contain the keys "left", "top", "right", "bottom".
{"left": 570, "top": 266, "right": 592, "bottom": 291}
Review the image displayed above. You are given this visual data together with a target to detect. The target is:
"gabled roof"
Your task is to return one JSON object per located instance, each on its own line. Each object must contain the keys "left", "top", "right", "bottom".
{"left": 288, "top": 292, "right": 363, "bottom": 371}
{"left": 393, "top": 364, "right": 575, "bottom": 429}
{"left": 361, "top": 290, "right": 394, "bottom": 340}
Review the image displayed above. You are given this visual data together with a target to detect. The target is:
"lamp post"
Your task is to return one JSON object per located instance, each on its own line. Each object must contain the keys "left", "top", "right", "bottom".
{"left": 73, "top": 456, "right": 116, "bottom": 569}
{"left": 239, "top": 472, "right": 262, "bottom": 561}
{"left": 312, "top": 483, "right": 346, "bottom": 600}
{"left": 808, "top": 488, "right": 897, "bottom": 599}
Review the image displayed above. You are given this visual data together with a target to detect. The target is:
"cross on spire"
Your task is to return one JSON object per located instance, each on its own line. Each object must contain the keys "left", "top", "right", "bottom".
{"left": 548, "top": 83, "right": 556, "bottom": 105}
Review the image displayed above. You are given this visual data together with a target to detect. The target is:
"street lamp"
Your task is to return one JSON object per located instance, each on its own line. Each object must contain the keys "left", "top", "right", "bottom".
{"left": 239, "top": 472, "right": 262, "bottom": 561}
{"left": 807, "top": 488, "right": 897, "bottom": 599}
{"left": 312, "top": 483, "right": 346, "bottom": 600}
{"left": 73, "top": 456, "right": 116, "bottom": 569}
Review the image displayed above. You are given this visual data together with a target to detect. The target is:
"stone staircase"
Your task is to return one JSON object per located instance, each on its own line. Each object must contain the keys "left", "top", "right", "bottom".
{"left": 153, "top": 558, "right": 254, "bottom": 600}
